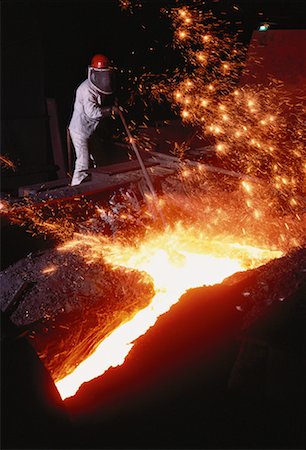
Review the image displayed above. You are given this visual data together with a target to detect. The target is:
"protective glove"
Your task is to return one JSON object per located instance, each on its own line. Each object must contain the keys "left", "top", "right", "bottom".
{"left": 111, "top": 105, "right": 120, "bottom": 115}
{"left": 100, "top": 105, "right": 113, "bottom": 117}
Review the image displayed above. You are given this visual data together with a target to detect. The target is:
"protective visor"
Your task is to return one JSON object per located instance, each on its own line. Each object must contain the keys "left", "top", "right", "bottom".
{"left": 88, "top": 67, "right": 115, "bottom": 95}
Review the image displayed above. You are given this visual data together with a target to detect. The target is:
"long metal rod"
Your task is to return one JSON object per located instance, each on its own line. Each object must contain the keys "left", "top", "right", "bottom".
{"left": 118, "top": 108, "right": 165, "bottom": 222}
{"left": 118, "top": 109, "right": 158, "bottom": 199}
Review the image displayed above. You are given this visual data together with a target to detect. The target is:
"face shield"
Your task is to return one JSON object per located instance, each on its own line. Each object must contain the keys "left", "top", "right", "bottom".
{"left": 88, "top": 66, "right": 115, "bottom": 95}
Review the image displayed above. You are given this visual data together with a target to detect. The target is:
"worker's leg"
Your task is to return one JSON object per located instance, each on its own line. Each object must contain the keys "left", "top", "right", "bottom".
{"left": 69, "top": 131, "right": 90, "bottom": 186}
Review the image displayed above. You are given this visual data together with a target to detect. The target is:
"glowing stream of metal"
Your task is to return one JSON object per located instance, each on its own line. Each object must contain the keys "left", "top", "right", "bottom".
{"left": 55, "top": 242, "right": 282, "bottom": 400}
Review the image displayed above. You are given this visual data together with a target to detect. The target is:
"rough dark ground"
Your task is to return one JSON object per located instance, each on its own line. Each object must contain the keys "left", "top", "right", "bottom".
{"left": 0, "top": 244, "right": 154, "bottom": 381}
{"left": 1, "top": 243, "right": 306, "bottom": 449}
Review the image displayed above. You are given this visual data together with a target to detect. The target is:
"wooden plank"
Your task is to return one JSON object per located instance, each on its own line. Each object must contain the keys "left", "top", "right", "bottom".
{"left": 88, "top": 159, "right": 159, "bottom": 175}
{"left": 151, "top": 152, "right": 261, "bottom": 183}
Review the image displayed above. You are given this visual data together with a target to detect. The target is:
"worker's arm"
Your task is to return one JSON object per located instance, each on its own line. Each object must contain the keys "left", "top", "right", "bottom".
{"left": 83, "top": 89, "right": 114, "bottom": 119}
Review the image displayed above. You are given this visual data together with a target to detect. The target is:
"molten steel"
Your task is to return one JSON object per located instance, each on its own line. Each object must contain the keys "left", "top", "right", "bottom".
{"left": 55, "top": 225, "right": 282, "bottom": 399}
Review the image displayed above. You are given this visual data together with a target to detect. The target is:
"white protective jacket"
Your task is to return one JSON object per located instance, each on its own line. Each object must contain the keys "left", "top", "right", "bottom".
{"left": 69, "top": 79, "right": 113, "bottom": 138}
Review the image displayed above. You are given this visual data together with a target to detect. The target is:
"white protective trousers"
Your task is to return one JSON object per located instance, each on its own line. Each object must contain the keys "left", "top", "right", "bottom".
{"left": 69, "top": 131, "right": 90, "bottom": 186}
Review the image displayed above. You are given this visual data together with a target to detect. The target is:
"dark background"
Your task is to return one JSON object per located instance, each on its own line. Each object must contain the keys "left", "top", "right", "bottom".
{"left": 1, "top": 0, "right": 306, "bottom": 193}
{"left": 1, "top": 3, "right": 306, "bottom": 448}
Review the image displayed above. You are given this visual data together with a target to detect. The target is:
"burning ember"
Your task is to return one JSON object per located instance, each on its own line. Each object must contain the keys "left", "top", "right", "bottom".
{"left": 0, "top": 155, "right": 16, "bottom": 171}
{"left": 55, "top": 224, "right": 282, "bottom": 399}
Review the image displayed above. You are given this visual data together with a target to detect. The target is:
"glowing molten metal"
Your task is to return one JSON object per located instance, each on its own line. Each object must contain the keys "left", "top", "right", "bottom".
{"left": 55, "top": 227, "right": 282, "bottom": 400}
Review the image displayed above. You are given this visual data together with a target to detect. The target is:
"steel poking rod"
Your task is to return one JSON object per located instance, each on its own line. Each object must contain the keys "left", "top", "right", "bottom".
{"left": 118, "top": 107, "right": 165, "bottom": 223}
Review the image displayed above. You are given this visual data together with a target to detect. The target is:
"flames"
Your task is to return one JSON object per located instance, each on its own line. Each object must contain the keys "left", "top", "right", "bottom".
{"left": 55, "top": 224, "right": 282, "bottom": 399}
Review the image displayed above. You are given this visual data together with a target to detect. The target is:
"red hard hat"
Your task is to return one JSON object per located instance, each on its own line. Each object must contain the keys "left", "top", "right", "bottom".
{"left": 90, "top": 54, "right": 109, "bottom": 69}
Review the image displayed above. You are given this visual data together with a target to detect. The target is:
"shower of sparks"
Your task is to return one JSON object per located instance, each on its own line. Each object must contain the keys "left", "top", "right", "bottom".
{"left": 136, "top": 5, "right": 305, "bottom": 214}
{"left": 0, "top": 197, "right": 92, "bottom": 241}
{"left": 1, "top": 3, "right": 305, "bottom": 251}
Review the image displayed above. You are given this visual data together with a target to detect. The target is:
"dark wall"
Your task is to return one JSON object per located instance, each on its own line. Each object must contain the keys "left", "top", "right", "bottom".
{"left": 1, "top": 2, "right": 55, "bottom": 194}
{"left": 241, "top": 29, "right": 306, "bottom": 95}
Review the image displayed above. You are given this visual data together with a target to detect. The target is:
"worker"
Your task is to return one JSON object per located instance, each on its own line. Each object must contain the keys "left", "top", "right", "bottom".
{"left": 68, "top": 54, "right": 118, "bottom": 186}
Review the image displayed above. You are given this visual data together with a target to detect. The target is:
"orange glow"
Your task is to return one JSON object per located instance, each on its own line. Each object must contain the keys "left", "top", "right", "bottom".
{"left": 55, "top": 225, "right": 282, "bottom": 399}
